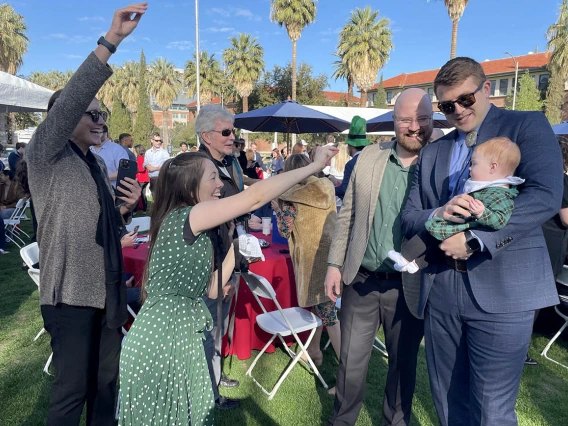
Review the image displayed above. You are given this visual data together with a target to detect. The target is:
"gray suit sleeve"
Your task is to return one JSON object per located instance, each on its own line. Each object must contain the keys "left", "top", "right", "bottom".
{"left": 27, "top": 52, "right": 113, "bottom": 167}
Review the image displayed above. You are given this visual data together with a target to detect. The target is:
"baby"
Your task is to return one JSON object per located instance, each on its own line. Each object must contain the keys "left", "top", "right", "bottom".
{"left": 388, "top": 136, "right": 524, "bottom": 273}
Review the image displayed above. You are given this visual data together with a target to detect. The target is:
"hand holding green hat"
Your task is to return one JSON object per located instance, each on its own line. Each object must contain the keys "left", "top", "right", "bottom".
{"left": 346, "top": 115, "right": 370, "bottom": 147}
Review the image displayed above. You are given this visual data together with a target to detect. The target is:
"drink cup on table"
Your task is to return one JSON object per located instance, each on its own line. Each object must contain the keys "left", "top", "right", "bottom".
{"left": 261, "top": 217, "right": 271, "bottom": 235}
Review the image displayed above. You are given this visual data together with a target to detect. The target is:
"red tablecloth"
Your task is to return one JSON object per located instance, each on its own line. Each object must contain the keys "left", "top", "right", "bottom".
{"left": 122, "top": 231, "right": 299, "bottom": 360}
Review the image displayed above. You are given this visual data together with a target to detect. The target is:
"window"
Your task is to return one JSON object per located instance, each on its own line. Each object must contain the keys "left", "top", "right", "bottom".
{"left": 489, "top": 80, "right": 496, "bottom": 96}
{"left": 499, "top": 79, "right": 508, "bottom": 96}
{"left": 427, "top": 87, "right": 434, "bottom": 101}
{"left": 539, "top": 74, "right": 550, "bottom": 95}
{"left": 387, "top": 91, "right": 393, "bottom": 104}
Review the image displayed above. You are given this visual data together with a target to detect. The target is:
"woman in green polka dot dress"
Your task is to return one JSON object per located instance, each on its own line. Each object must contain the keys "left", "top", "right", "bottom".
{"left": 119, "top": 145, "right": 338, "bottom": 425}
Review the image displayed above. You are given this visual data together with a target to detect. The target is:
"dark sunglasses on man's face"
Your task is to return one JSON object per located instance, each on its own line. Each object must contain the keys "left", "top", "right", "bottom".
{"left": 211, "top": 128, "right": 235, "bottom": 137}
{"left": 154, "top": 139, "right": 162, "bottom": 143}
{"left": 437, "top": 81, "right": 485, "bottom": 115}
{"left": 84, "top": 110, "right": 108, "bottom": 123}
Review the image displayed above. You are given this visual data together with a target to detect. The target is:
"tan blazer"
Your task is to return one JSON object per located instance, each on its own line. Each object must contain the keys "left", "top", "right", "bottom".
{"left": 327, "top": 141, "right": 420, "bottom": 315}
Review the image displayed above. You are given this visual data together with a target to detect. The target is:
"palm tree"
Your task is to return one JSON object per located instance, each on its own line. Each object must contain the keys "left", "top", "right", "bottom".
{"left": 28, "top": 70, "right": 73, "bottom": 91}
{"left": 184, "top": 51, "right": 223, "bottom": 106}
{"left": 115, "top": 61, "right": 140, "bottom": 113}
{"left": 148, "top": 58, "right": 182, "bottom": 146}
{"left": 331, "top": 52, "right": 354, "bottom": 107}
{"left": 223, "top": 33, "right": 265, "bottom": 112}
{"left": 338, "top": 6, "right": 393, "bottom": 107}
{"left": 0, "top": 4, "right": 29, "bottom": 74}
{"left": 547, "top": 0, "right": 568, "bottom": 79}
{"left": 97, "top": 65, "right": 119, "bottom": 112}
{"left": 430, "top": 0, "right": 469, "bottom": 59}
{"left": 270, "top": 0, "right": 317, "bottom": 101}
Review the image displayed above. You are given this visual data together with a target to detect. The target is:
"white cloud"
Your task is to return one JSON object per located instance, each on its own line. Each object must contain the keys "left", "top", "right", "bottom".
{"left": 61, "top": 53, "right": 82, "bottom": 59}
{"left": 123, "top": 37, "right": 137, "bottom": 43}
{"left": 44, "top": 33, "right": 67, "bottom": 39}
{"left": 205, "top": 27, "right": 234, "bottom": 33}
{"left": 234, "top": 8, "right": 261, "bottom": 21}
{"left": 79, "top": 16, "right": 105, "bottom": 22}
{"left": 167, "top": 40, "right": 193, "bottom": 50}
{"left": 141, "top": 37, "right": 152, "bottom": 42}
{"left": 68, "top": 35, "right": 93, "bottom": 44}
{"left": 210, "top": 7, "right": 230, "bottom": 17}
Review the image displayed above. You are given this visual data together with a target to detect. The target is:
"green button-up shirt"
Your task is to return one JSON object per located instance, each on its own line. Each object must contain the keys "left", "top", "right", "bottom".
{"left": 361, "top": 146, "right": 416, "bottom": 272}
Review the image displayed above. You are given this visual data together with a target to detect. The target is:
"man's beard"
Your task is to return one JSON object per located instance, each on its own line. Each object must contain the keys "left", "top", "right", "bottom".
{"left": 396, "top": 129, "right": 431, "bottom": 153}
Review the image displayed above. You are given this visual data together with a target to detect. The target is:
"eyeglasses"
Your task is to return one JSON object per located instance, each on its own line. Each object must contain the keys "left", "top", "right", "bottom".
{"left": 394, "top": 116, "right": 432, "bottom": 128}
{"left": 153, "top": 139, "right": 163, "bottom": 143}
{"left": 84, "top": 110, "right": 108, "bottom": 123}
{"left": 437, "top": 81, "right": 484, "bottom": 115}
{"left": 210, "top": 128, "right": 235, "bottom": 137}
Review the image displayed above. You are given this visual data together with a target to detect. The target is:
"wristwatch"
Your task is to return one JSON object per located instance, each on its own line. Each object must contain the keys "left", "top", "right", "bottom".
{"left": 464, "top": 230, "right": 481, "bottom": 252}
{"left": 97, "top": 36, "right": 117, "bottom": 54}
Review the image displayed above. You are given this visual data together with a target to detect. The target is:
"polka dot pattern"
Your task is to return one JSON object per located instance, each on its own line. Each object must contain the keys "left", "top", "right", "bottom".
{"left": 119, "top": 207, "right": 214, "bottom": 425}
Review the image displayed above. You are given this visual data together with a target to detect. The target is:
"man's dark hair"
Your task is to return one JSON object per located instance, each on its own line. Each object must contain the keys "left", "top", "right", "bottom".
{"left": 180, "top": 142, "right": 188, "bottom": 147}
{"left": 434, "top": 57, "right": 487, "bottom": 95}
{"left": 15, "top": 142, "right": 27, "bottom": 150}
{"left": 119, "top": 133, "right": 131, "bottom": 142}
{"left": 102, "top": 124, "right": 109, "bottom": 134}
{"left": 151, "top": 132, "right": 161, "bottom": 138}
{"left": 47, "top": 89, "right": 63, "bottom": 112}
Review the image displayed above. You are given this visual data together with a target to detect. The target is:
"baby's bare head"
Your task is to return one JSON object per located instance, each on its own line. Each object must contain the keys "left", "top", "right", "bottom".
{"left": 470, "top": 137, "right": 520, "bottom": 181}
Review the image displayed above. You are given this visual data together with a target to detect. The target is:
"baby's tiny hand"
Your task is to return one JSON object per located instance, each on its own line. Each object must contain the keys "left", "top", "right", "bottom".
{"left": 469, "top": 199, "right": 485, "bottom": 217}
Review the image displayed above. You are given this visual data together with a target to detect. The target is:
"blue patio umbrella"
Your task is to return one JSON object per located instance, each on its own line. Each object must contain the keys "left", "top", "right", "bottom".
{"left": 234, "top": 100, "right": 351, "bottom": 134}
{"left": 552, "top": 121, "right": 568, "bottom": 135}
{"left": 366, "top": 110, "right": 450, "bottom": 132}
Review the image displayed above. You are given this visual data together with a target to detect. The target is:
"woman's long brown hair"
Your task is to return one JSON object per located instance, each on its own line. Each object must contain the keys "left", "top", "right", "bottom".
{"left": 140, "top": 152, "right": 208, "bottom": 301}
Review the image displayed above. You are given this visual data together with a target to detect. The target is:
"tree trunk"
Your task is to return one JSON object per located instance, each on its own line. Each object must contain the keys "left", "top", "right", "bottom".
{"left": 292, "top": 39, "right": 297, "bottom": 101}
{"left": 450, "top": 20, "right": 458, "bottom": 59}
{"left": 243, "top": 95, "right": 249, "bottom": 113}
{"left": 162, "top": 109, "right": 169, "bottom": 149}
{"left": 360, "top": 91, "right": 367, "bottom": 108}
{"left": 347, "top": 78, "right": 353, "bottom": 107}
{"left": 0, "top": 113, "right": 7, "bottom": 145}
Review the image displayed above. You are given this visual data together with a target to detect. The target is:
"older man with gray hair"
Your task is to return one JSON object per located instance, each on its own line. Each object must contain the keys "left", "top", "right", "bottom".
{"left": 325, "top": 88, "right": 431, "bottom": 426}
{"left": 195, "top": 104, "right": 245, "bottom": 410}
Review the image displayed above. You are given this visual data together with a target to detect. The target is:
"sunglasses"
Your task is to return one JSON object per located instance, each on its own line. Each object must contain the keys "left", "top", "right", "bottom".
{"left": 84, "top": 110, "right": 108, "bottom": 123}
{"left": 153, "top": 139, "right": 163, "bottom": 143}
{"left": 437, "top": 81, "right": 484, "bottom": 115}
{"left": 210, "top": 128, "right": 235, "bottom": 137}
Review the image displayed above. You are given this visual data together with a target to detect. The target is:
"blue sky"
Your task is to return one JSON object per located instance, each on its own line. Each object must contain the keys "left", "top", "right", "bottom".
{"left": 13, "top": 0, "right": 564, "bottom": 92}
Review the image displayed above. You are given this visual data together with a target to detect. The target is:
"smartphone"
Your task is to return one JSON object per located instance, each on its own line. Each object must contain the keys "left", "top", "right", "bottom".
{"left": 132, "top": 225, "right": 139, "bottom": 234}
{"left": 115, "top": 159, "right": 137, "bottom": 196}
{"left": 279, "top": 249, "right": 290, "bottom": 254}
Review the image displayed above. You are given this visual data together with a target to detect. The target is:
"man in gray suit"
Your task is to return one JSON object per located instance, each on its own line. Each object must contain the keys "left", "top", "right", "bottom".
{"left": 325, "top": 89, "right": 430, "bottom": 426}
{"left": 401, "top": 57, "right": 562, "bottom": 426}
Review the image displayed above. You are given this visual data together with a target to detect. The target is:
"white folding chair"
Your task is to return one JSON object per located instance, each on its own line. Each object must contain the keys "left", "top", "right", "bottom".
{"left": 116, "top": 304, "right": 138, "bottom": 420}
{"left": 242, "top": 271, "right": 328, "bottom": 400}
{"left": 20, "top": 243, "right": 53, "bottom": 373}
{"left": 4, "top": 197, "right": 30, "bottom": 248}
{"left": 323, "top": 297, "right": 388, "bottom": 357}
{"left": 540, "top": 265, "right": 568, "bottom": 369}
{"left": 125, "top": 216, "right": 151, "bottom": 233}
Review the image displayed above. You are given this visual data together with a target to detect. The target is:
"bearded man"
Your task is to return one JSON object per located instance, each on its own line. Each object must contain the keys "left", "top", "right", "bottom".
{"left": 325, "top": 88, "right": 431, "bottom": 426}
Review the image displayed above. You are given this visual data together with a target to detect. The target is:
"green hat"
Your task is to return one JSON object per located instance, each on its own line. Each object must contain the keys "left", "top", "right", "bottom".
{"left": 346, "top": 116, "right": 370, "bottom": 147}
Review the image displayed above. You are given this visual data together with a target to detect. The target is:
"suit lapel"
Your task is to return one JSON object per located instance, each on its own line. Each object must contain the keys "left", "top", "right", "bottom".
{"left": 476, "top": 105, "right": 504, "bottom": 145}
{"left": 434, "top": 134, "right": 456, "bottom": 204}
{"left": 367, "top": 143, "right": 392, "bottom": 231}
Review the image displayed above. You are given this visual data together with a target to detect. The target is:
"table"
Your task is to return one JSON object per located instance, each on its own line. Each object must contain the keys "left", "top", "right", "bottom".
{"left": 122, "top": 231, "right": 300, "bottom": 360}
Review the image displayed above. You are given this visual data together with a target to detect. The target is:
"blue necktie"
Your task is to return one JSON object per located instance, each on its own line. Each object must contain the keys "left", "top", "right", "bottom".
{"left": 453, "top": 131, "right": 477, "bottom": 196}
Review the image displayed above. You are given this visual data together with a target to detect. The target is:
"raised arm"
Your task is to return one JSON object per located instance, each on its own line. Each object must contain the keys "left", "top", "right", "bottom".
{"left": 190, "top": 146, "right": 338, "bottom": 235}
{"left": 26, "top": 3, "right": 147, "bottom": 166}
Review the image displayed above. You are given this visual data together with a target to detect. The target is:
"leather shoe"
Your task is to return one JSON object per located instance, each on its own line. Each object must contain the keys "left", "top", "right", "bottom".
{"left": 215, "top": 396, "right": 240, "bottom": 410}
{"left": 524, "top": 356, "right": 538, "bottom": 366}
{"left": 220, "top": 374, "right": 239, "bottom": 388}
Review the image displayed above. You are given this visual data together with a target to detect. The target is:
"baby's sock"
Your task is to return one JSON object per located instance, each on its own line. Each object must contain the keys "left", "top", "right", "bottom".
{"left": 387, "top": 250, "right": 410, "bottom": 271}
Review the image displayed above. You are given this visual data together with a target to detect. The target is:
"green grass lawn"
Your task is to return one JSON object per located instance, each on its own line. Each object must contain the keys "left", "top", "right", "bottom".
{"left": 1, "top": 216, "right": 568, "bottom": 425}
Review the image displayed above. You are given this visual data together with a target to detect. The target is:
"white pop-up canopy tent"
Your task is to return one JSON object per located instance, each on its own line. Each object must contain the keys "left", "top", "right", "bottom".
{"left": 0, "top": 71, "right": 54, "bottom": 113}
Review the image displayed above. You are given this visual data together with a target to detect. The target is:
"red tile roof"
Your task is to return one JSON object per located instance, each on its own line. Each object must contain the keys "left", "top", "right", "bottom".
{"left": 323, "top": 90, "right": 361, "bottom": 103}
{"left": 373, "top": 52, "right": 552, "bottom": 90}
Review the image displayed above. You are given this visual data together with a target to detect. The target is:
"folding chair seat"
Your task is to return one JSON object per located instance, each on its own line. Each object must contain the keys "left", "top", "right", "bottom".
{"left": 541, "top": 265, "right": 568, "bottom": 369}
{"left": 242, "top": 271, "right": 328, "bottom": 400}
